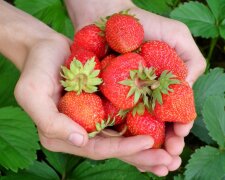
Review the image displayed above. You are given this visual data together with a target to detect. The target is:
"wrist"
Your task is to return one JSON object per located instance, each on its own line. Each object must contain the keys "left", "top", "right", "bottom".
{"left": 65, "top": 0, "right": 135, "bottom": 30}
{"left": 0, "top": 1, "right": 64, "bottom": 71}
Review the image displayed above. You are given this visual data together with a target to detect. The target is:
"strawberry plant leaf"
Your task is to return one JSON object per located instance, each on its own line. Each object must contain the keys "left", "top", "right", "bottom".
{"left": 191, "top": 116, "right": 215, "bottom": 145}
{"left": 0, "top": 107, "right": 39, "bottom": 172}
{"left": 69, "top": 159, "right": 148, "bottom": 180}
{"left": 0, "top": 55, "right": 19, "bottom": 107}
{"left": 219, "top": 19, "right": 225, "bottom": 39}
{"left": 202, "top": 95, "right": 225, "bottom": 148}
{"left": 170, "top": 1, "right": 219, "bottom": 38}
{"left": 185, "top": 146, "right": 225, "bottom": 180}
{"left": 173, "top": 174, "right": 184, "bottom": 180}
{"left": 207, "top": 0, "right": 225, "bottom": 22}
{"left": 14, "top": 0, "right": 74, "bottom": 39}
{"left": 42, "top": 147, "right": 83, "bottom": 176}
{"left": 192, "top": 68, "right": 225, "bottom": 144}
{"left": 132, "top": 0, "right": 173, "bottom": 16}
{"left": 1, "top": 161, "right": 59, "bottom": 180}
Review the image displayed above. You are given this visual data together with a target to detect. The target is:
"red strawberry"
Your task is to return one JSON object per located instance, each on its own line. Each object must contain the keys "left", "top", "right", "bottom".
{"left": 154, "top": 81, "right": 196, "bottom": 123}
{"left": 100, "top": 53, "right": 148, "bottom": 110}
{"left": 105, "top": 14, "right": 144, "bottom": 53}
{"left": 102, "top": 98, "right": 124, "bottom": 125}
{"left": 140, "top": 41, "right": 188, "bottom": 80}
{"left": 72, "top": 24, "right": 108, "bottom": 59}
{"left": 127, "top": 110, "right": 165, "bottom": 148}
{"left": 101, "top": 54, "right": 116, "bottom": 70}
{"left": 61, "top": 47, "right": 102, "bottom": 94}
{"left": 65, "top": 47, "right": 101, "bottom": 70}
{"left": 58, "top": 92, "right": 105, "bottom": 134}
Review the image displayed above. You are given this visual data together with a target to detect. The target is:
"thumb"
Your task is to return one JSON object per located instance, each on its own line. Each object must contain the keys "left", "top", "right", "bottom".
{"left": 15, "top": 88, "right": 88, "bottom": 147}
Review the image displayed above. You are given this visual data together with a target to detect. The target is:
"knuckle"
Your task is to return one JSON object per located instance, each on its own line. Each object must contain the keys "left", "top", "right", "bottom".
{"left": 176, "top": 21, "right": 190, "bottom": 34}
{"left": 39, "top": 135, "right": 57, "bottom": 152}
{"left": 38, "top": 114, "right": 57, "bottom": 138}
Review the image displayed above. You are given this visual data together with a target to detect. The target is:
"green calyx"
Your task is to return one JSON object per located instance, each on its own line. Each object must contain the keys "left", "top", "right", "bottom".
{"left": 88, "top": 117, "right": 115, "bottom": 138}
{"left": 60, "top": 57, "right": 102, "bottom": 94}
{"left": 151, "top": 70, "right": 180, "bottom": 109}
{"left": 119, "top": 64, "right": 157, "bottom": 108}
{"left": 119, "top": 65, "right": 180, "bottom": 113}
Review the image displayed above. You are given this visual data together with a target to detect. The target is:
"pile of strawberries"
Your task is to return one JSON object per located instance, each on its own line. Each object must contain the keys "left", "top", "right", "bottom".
{"left": 58, "top": 10, "right": 196, "bottom": 148}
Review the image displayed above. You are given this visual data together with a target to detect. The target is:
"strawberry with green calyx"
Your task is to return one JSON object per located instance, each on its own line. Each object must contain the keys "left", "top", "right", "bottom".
{"left": 153, "top": 81, "right": 197, "bottom": 124}
{"left": 102, "top": 98, "right": 125, "bottom": 125}
{"left": 71, "top": 24, "right": 108, "bottom": 59}
{"left": 65, "top": 47, "right": 101, "bottom": 70}
{"left": 119, "top": 65, "right": 159, "bottom": 109}
{"left": 100, "top": 53, "right": 158, "bottom": 110}
{"left": 140, "top": 40, "right": 188, "bottom": 80}
{"left": 58, "top": 92, "right": 110, "bottom": 137}
{"left": 151, "top": 70, "right": 180, "bottom": 109}
{"left": 96, "top": 10, "right": 144, "bottom": 54}
{"left": 126, "top": 110, "right": 165, "bottom": 148}
{"left": 60, "top": 57, "right": 102, "bottom": 94}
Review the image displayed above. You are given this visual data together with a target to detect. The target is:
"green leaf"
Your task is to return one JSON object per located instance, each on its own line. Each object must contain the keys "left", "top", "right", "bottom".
{"left": 170, "top": 1, "right": 219, "bottom": 38}
{"left": 0, "top": 55, "right": 20, "bottom": 107}
{"left": 145, "top": 172, "right": 164, "bottom": 179}
{"left": 42, "top": 148, "right": 82, "bottom": 176}
{"left": 185, "top": 146, "right": 225, "bottom": 180}
{"left": 15, "top": 0, "right": 74, "bottom": 39}
{"left": 219, "top": 19, "right": 225, "bottom": 39}
{"left": 173, "top": 174, "right": 184, "bottom": 180}
{"left": 0, "top": 107, "right": 39, "bottom": 172}
{"left": 192, "top": 68, "right": 225, "bottom": 143}
{"left": 207, "top": 0, "right": 225, "bottom": 22}
{"left": 193, "top": 68, "right": 225, "bottom": 114}
{"left": 191, "top": 116, "right": 215, "bottom": 145}
{"left": 202, "top": 96, "right": 225, "bottom": 148}
{"left": 132, "top": 0, "right": 173, "bottom": 16}
{"left": 1, "top": 161, "right": 59, "bottom": 180}
{"left": 69, "top": 159, "right": 148, "bottom": 180}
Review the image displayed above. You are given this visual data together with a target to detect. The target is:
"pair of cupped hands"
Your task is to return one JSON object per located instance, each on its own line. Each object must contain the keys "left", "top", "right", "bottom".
{"left": 14, "top": 0, "right": 206, "bottom": 176}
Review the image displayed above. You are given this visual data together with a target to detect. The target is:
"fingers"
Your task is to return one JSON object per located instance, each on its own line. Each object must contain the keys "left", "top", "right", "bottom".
{"left": 174, "top": 121, "right": 194, "bottom": 137}
{"left": 138, "top": 166, "right": 169, "bottom": 177}
{"left": 39, "top": 134, "right": 154, "bottom": 159}
{"left": 165, "top": 125, "right": 185, "bottom": 156}
{"left": 121, "top": 149, "right": 172, "bottom": 167}
{"left": 167, "top": 156, "right": 182, "bottom": 171}
{"left": 15, "top": 82, "right": 89, "bottom": 147}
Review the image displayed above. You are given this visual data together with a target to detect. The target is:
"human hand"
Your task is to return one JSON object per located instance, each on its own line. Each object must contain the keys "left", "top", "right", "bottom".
{"left": 65, "top": 0, "right": 206, "bottom": 176}
{"left": 14, "top": 33, "right": 175, "bottom": 175}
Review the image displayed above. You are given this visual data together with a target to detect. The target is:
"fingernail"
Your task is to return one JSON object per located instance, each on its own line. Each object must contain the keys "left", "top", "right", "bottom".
{"left": 68, "top": 133, "right": 84, "bottom": 147}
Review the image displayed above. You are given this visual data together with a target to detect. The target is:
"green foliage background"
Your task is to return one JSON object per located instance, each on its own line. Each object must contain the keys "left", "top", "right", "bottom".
{"left": 0, "top": 0, "right": 225, "bottom": 179}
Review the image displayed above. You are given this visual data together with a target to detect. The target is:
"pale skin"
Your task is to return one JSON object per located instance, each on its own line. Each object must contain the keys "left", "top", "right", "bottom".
{"left": 0, "top": 0, "right": 206, "bottom": 176}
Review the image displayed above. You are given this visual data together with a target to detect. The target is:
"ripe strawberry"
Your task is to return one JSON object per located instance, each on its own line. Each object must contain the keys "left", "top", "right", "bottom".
{"left": 58, "top": 92, "right": 106, "bottom": 134}
{"left": 102, "top": 98, "right": 124, "bottom": 125}
{"left": 105, "top": 13, "right": 144, "bottom": 53}
{"left": 65, "top": 47, "right": 101, "bottom": 70}
{"left": 61, "top": 47, "right": 102, "bottom": 94}
{"left": 140, "top": 41, "right": 188, "bottom": 80}
{"left": 127, "top": 110, "right": 165, "bottom": 148}
{"left": 71, "top": 24, "right": 108, "bottom": 59}
{"left": 153, "top": 81, "right": 196, "bottom": 123}
{"left": 100, "top": 53, "right": 149, "bottom": 110}
{"left": 101, "top": 54, "right": 116, "bottom": 70}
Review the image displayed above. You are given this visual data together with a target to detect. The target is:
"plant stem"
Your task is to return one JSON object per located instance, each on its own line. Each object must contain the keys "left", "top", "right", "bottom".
{"left": 206, "top": 38, "right": 218, "bottom": 72}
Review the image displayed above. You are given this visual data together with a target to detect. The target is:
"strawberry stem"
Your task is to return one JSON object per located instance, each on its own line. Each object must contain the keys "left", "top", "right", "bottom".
{"left": 101, "top": 125, "right": 127, "bottom": 137}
